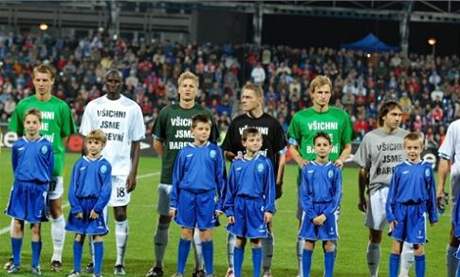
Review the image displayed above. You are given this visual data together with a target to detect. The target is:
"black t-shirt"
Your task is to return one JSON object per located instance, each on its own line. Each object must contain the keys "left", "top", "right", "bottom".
{"left": 222, "top": 113, "right": 287, "bottom": 177}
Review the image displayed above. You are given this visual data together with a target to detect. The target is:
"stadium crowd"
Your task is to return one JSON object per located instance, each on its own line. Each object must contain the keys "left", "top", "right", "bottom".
{"left": 0, "top": 32, "right": 457, "bottom": 147}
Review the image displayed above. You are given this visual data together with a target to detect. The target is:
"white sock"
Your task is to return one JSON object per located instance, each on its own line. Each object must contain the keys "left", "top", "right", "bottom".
{"left": 296, "top": 237, "right": 304, "bottom": 277}
{"left": 367, "top": 242, "right": 380, "bottom": 277}
{"left": 193, "top": 228, "right": 204, "bottom": 270}
{"left": 115, "top": 220, "right": 128, "bottom": 266}
{"left": 227, "top": 233, "right": 236, "bottom": 269}
{"left": 399, "top": 242, "right": 414, "bottom": 277}
{"left": 51, "top": 215, "right": 66, "bottom": 262}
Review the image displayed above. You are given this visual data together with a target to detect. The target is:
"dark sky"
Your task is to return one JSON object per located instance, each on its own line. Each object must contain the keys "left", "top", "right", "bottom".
{"left": 261, "top": 14, "right": 460, "bottom": 56}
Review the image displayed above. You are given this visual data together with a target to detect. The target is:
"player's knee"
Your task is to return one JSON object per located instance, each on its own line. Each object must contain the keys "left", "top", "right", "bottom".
{"left": 250, "top": 238, "right": 261, "bottom": 247}
{"left": 369, "top": 229, "right": 382, "bottom": 244}
{"left": 199, "top": 229, "right": 212, "bottom": 241}
{"left": 413, "top": 244, "right": 424, "bottom": 256}
{"left": 180, "top": 228, "right": 193, "bottom": 240}
{"left": 30, "top": 224, "right": 41, "bottom": 238}
{"left": 159, "top": 215, "right": 172, "bottom": 224}
{"left": 323, "top": 241, "right": 335, "bottom": 252}
{"left": 75, "top": 234, "right": 85, "bottom": 242}
{"left": 92, "top": 235, "right": 103, "bottom": 242}
{"left": 305, "top": 240, "right": 315, "bottom": 250}
{"left": 235, "top": 237, "right": 246, "bottom": 248}
{"left": 114, "top": 206, "right": 127, "bottom": 221}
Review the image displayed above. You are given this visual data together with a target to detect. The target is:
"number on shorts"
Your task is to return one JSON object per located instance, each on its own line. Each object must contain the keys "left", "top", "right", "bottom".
{"left": 117, "top": 187, "right": 125, "bottom": 198}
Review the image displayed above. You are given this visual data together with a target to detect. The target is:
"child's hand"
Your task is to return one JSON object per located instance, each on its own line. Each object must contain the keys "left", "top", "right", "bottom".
{"left": 313, "top": 214, "right": 326, "bottom": 225}
{"left": 215, "top": 210, "right": 223, "bottom": 217}
{"left": 228, "top": 216, "right": 235, "bottom": 224}
{"left": 264, "top": 212, "right": 273, "bottom": 223}
{"left": 389, "top": 220, "right": 398, "bottom": 232}
{"left": 168, "top": 208, "right": 176, "bottom": 218}
{"left": 334, "top": 158, "right": 345, "bottom": 168}
{"left": 76, "top": 212, "right": 84, "bottom": 219}
{"left": 89, "top": 210, "right": 99, "bottom": 219}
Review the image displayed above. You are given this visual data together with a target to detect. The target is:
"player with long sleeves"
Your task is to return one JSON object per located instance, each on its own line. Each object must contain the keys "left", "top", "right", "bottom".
{"left": 224, "top": 128, "right": 275, "bottom": 277}
{"left": 298, "top": 132, "right": 342, "bottom": 277}
{"left": 386, "top": 133, "right": 438, "bottom": 277}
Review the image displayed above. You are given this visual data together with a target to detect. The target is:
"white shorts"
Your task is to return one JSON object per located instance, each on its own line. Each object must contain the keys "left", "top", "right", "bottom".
{"left": 365, "top": 186, "right": 389, "bottom": 231}
{"left": 48, "top": 176, "right": 64, "bottom": 200}
{"left": 157, "top": 183, "right": 172, "bottom": 216}
{"left": 108, "top": 175, "right": 130, "bottom": 207}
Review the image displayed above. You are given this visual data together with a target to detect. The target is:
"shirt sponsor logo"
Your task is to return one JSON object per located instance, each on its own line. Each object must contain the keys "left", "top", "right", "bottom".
{"left": 425, "top": 168, "right": 431, "bottom": 177}
{"left": 328, "top": 170, "right": 333, "bottom": 178}
{"left": 41, "top": 145, "right": 48, "bottom": 155}
{"left": 186, "top": 154, "right": 193, "bottom": 158}
{"left": 209, "top": 150, "right": 217, "bottom": 159}
{"left": 100, "top": 165, "right": 108, "bottom": 174}
{"left": 257, "top": 163, "right": 265, "bottom": 173}
{"left": 402, "top": 170, "right": 410, "bottom": 175}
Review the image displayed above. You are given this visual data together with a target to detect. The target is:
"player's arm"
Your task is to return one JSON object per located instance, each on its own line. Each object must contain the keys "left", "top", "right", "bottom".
{"left": 127, "top": 140, "right": 141, "bottom": 192}
{"left": 437, "top": 158, "right": 450, "bottom": 198}
{"left": 336, "top": 143, "right": 352, "bottom": 167}
{"left": 152, "top": 137, "right": 164, "bottom": 156}
{"left": 358, "top": 167, "right": 369, "bottom": 212}
{"left": 289, "top": 144, "right": 308, "bottom": 168}
{"left": 224, "top": 150, "right": 236, "bottom": 161}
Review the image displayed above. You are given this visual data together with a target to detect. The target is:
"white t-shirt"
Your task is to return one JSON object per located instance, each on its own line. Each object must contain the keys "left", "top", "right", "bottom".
{"left": 439, "top": 119, "right": 460, "bottom": 175}
{"left": 80, "top": 94, "right": 145, "bottom": 175}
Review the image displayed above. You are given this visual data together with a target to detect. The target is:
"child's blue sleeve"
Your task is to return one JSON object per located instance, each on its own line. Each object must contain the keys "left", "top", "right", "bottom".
{"left": 215, "top": 147, "right": 226, "bottom": 212}
{"left": 47, "top": 142, "right": 54, "bottom": 179}
{"left": 223, "top": 163, "right": 236, "bottom": 217}
{"left": 11, "top": 143, "right": 18, "bottom": 172}
{"left": 93, "top": 162, "right": 112, "bottom": 214}
{"left": 68, "top": 162, "right": 83, "bottom": 214}
{"left": 264, "top": 159, "right": 276, "bottom": 214}
{"left": 170, "top": 150, "right": 184, "bottom": 209}
{"left": 386, "top": 169, "right": 399, "bottom": 222}
{"left": 323, "top": 167, "right": 342, "bottom": 219}
{"left": 427, "top": 166, "right": 438, "bottom": 223}
{"left": 300, "top": 168, "right": 316, "bottom": 220}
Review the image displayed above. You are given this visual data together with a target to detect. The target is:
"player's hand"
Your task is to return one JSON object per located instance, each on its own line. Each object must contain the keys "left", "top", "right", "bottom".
{"left": 297, "top": 159, "right": 308, "bottom": 168}
{"left": 233, "top": 151, "right": 244, "bottom": 160}
{"left": 334, "top": 158, "right": 344, "bottom": 168}
{"left": 275, "top": 182, "right": 283, "bottom": 199}
{"left": 228, "top": 216, "right": 235, "bottom": 224}
{"left": 358, "top": 197, "right": 367, "bottom": 213}
{"left": 389, "top": 221, "right": 398, "bottom": 232}
{"left": 264, "top": 212, "right": 273, "bottom": 223}
{"left": 215, "top": 210, "right": 224, "bottom": 217}
{"left": 168, "top": 208, "right": 176, "bottom": 218}
{"left": 89, "top": 210, "right": 99, "bottom": 219}
{"left": 313, "top": 215, "right": 325, "bottom": 225}
{"left": 126, "top": 173, "right": 137, "bottom": 193}
{"left": 76, "top": 212, "right": 84, "bottom": 219}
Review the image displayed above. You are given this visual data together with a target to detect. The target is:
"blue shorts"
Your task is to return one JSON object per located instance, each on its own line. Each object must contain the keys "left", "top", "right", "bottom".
{"left": 298, "top": 203, "right": 338, "bottom": 241}
{"left": 227, "top": 196, "right": 268, "bottom": 239}
{"left": 66, "top": 198, "right": 109, "bottom": 236}
{"left": 389, "top": 202, "right": 427, "bottom": 244}
{"left": 175, "top": 190, "right": 217, "bottom": 230}
{"left": 6, "top": 181, "right": 48, "bottom": 224}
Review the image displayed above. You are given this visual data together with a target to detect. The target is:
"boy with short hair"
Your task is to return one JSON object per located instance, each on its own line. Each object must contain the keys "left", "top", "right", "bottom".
{"left": 66, "top": 129, "right": 112, "bottom": 277}
{"left": 169, "top": 114, "right": 225, "bottom": 277}
{"left": 6, "top": 108, "right": 54, "bottom": 275}
{"left": 386, "top": 132, "right": 438, "bottom": 277}
{"left": 298, "top": 132, "right": 342, "bottom": 277}
{"left": 224, "top": 127, "right": 276, "bottom": 277}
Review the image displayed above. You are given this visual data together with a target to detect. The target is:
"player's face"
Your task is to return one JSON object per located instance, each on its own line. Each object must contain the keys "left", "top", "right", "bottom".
{"left": 240, "top": 89, "right": 260, "bottom": 112}
{"left": 86, "top": 138, "right": 104, "bottom": 158}
{"left": 192, "top": 121, "right": 211, "bottom": 144}
{"left": 310, "top": 84, "right": 331, "bottom": 109}
{"left": 314, "top": 136, "right": 332, "bottom": 158}
{"left": 178, "top": 78, "right": 197, "bottom": 103}
{"left": 404, "top": 139, "right": 423, "bottom": 162}
{"left": 383, "top": 107, "right": 402, "bottom": 130}
{"left": 243, "top": 133, "right": 263, "bottom": 154}
{"left": 23, "top": 114, "right": 41, "bottom": 138}
{"left": 105, "top": 73, "right": 122, "bottom": 97}
{"left": 33, "top": 72, "right": 54, "bottom": 98}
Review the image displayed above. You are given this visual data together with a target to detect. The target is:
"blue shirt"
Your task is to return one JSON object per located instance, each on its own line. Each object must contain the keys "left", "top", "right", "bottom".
{"left": 12, "top": 137, "right": 54, "bottom": 184}
{"left": 68, "top": 156, "right": 112, "bottom": 214}
{"left": 300, "top": 161, "right": 342, "bottom": 220}
{"left": 170, "top": 142, "right": 225, "bottom": 209}
{"left": 224, "top": 153, "right": 276, "bottom": 216}
{"left": 386, "top": 160, "right": 438, "bottom": 223}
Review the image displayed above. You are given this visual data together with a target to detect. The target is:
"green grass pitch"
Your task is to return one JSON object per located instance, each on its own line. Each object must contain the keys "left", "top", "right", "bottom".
{"left": 0, "top": 151, "right": 451, "bottom": 276}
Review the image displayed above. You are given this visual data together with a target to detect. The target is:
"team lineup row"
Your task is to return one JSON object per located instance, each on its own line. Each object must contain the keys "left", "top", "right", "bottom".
{"left": 4, "top": 64, "right": 460, "bottom": 277}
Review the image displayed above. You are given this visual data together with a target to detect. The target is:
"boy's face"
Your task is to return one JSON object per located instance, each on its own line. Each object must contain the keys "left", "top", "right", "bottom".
{"left": 242, "top": 133, "right": 263, "bottom": 153}
{"left": 192, "top": 121, "right": 211, "bottom": 144}
{"left": 383, "top": 107, "right": 402, "bottom": 130}
{"left": 404, "top": 139, "right": 423, "bottom": 162}
{"left": 23, "top": 114, "right": 41, "bottom": 137}
{"left": 86, "top": 138, "right": 105, "bottom": 157}
{"left": 314, "top": 136, "right": 332, "bottom": 158}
